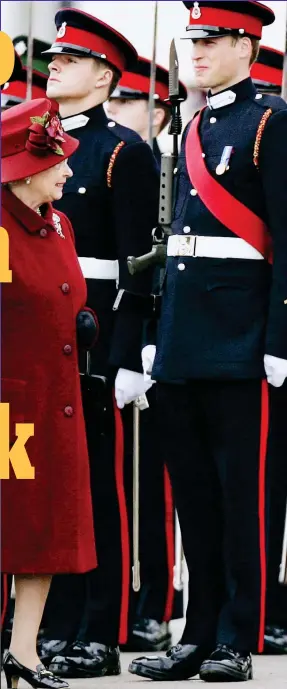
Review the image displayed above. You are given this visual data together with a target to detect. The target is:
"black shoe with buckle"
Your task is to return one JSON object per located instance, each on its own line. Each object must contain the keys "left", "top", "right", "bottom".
{"left": 38, "top": 640, "right": 70, "bottom": 664}
{"left": 128, "top": 643, "right": 211, "bottom": 681}
{"left": 123, "top": 619, "right": 172, "bottom": 652}
{"left": 264, "top": 626, "right": 287, "bottom": 654}
{"left": 2, "top": 650, "right": 69, "bottom": 688}
{"left": 199, "top": 645, "right": 253, "bottom": 682}
{"left": 49, "top": 641, "right": 121, "bottom": 678}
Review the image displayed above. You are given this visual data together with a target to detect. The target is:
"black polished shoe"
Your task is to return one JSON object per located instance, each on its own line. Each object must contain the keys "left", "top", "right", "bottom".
{"left": 38, "top": 640, "right": 70, "bottom": 664}
{"left": 49, "top": 641, "right": 121, "bottom": 678}
{"left": 199, "top": 645, "right": 253, "bottom": 682}
{"left": 2, "top": 650, "right": 69, "bottom": 688}
{"left": 128, "top": 643, "right": 211, "bottom": 681}
{"left": 264, "top": 626, "right": 287, "bottom": 654}
{"left": 123, "top": 619, "right": 172, "bottom": 652}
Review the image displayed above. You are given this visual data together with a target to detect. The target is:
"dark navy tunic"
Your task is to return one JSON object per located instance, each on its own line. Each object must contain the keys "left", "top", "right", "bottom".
{"left": 153, "top": 78, "right": 287, "bottom": 382}
{"left": 54, "top": 104, "right": 159, "bottom": 377}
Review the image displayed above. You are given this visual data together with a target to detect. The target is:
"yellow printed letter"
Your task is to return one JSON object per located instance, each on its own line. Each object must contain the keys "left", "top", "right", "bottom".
{"left": 0, "top": 227, "right": 12, "bottom": 283}
{"left": 0, "top": 404, "right": 35, "bottom": 479}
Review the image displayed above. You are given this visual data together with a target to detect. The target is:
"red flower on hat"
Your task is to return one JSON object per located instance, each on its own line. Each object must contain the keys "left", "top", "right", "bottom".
{"left": 25, "top": 112, "right": 66, "bottom": 157}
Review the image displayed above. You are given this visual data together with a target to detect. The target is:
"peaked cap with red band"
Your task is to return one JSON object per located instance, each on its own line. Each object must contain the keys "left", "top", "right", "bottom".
{"left": 42, "top": 7, "right": 138, "bottom": 75}
{"left": 110, "top": 56, "right": 187, "bottom": 105}
{"left": 183, "top": 1, "right": 274, "bottom": 39}
{"left": 2, "top": 68, "right": 48, "bottom": 107}
{"left": 251, "top": 45, "right": 283, "bottom": 93}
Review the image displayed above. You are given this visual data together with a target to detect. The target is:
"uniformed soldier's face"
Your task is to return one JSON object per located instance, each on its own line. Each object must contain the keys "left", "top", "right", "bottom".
{"left": 191, "top": 36, "right": 251, "bottom": 92}
{"left": 47, "top": 54, "right": 107, "bottom": 100}
{"left": 106, "top": 98, "right": 165, "bottom": 139}
{"left": 106, "top": 98, "right": 149, "bottom": 136}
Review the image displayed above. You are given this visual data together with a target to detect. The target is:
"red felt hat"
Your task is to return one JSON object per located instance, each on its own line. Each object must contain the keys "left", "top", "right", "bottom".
{"left": 1, "top": 98, "right": 79, "bottom": 183}
{"left": 42, "top": 7, "right": 137, "bottom": 74}
{"left": 111, "top": 56, "right": 188, "bottom": 105}
{"left": 251, "top": 45, "right": 283, "bottom": 91}
{"left": 183, "top": 1, "right": 274, "bottom": 40}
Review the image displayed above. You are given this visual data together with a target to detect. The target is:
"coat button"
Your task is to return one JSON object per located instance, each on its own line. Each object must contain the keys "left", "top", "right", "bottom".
{"left": 64, "top": 405, "right": 74, "bottom": 417}
{"left": 210, "top": 117, "right": 217, "bottom": 124}
{"left": 78, "top": 187, "right": 86, "bottom": 194}
{"left": 183, "top": 226, "right": 190, "bottom": 234}
{"left": 255, "top": 93, "right": 263, "bottom": 99}
{"left": 178, "top": 263, "right": 186, "bottom": 271}
{"left": 108, "top": 121, "right": 116, "bottom": 127}
{"left": 63, "top": 344, "right": 72, "bottom": 355}
{"left": 190, "top": 189, "right": 198, "bottom": 196}
{"left": 40, "top": 228, "right": 48, "bottom": 238}
{"left": 61, "top": 283, "right": 70, "bottom": 294}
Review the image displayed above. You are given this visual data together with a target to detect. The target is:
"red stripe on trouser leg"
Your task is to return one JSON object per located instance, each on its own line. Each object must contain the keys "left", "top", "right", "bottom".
{"left": 113, "top": 394, "right": 130, "bottom": 645}
{"left": 163, "top": 466, "right": 175, "bottom": 622}
{"left": 1, "top": 574, "right": 8, "bottom": 628}
{"left": 258, "top": 380, "right": 269, "bottom": 653}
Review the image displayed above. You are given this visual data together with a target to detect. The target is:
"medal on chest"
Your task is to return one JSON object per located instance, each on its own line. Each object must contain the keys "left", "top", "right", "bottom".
{"left": 216, "top": 146, "right": 234, "bottom": 175}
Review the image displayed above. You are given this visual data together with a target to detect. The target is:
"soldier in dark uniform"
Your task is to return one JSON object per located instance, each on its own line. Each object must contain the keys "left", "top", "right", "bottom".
{"left": 38, "top": 8, "right": 159, "bottom": 679}
{"left": 129, "top": 1, "right": 287, "bottom": 682}
{"left": 107, "top": 57, "right": 187, "bottom": 164}
{"left": 106, "top": 59, "right": 187, "bottom": 652}
{"left": 251, "top": 45, "right": 287, "bottom": 656}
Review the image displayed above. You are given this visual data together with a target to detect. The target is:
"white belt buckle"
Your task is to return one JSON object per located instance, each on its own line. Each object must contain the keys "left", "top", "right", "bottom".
{"left": 178, "top": 235, "right": 196, "bottom": 257}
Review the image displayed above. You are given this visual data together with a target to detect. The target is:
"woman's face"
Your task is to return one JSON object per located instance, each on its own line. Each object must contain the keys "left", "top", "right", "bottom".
{"left": 29, "top": 159, "right": 73, "bottom": 204}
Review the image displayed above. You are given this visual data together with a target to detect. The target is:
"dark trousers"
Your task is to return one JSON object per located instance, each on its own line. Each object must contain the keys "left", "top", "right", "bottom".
{"left": 44, "top": 382, "right": 182, "bottom": 647}
{"left": 266, "top": 386, "right": 287, "bottom": 628}
{"left": 156, "top": 379, "right": 271, "bottom": 653}
{"left": 1, "top": 575, "right": 13, "bottom": 649}
{"left": 122, "top": 387, "right": 183, "bottom": 628}
{"left": 44, "top": 381, "right": 124, "bottom": 647}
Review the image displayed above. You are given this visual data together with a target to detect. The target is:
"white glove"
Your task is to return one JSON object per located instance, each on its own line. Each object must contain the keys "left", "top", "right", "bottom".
{"left": 142, "top": 345, "right": 156, "bottom": 379}
{"left": 264, "top": 354, "right": 287, "bottom": 388}
{"left": 115, "top": 368, "right": 154, "bottom": 409}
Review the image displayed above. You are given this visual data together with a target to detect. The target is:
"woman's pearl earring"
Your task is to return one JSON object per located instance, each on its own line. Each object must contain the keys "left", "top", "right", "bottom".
{"left": 25, "top": 177, "right": 31, "bottom": 185}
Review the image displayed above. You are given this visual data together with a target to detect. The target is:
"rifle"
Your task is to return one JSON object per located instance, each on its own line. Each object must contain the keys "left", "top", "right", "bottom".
{"left": 127, "top": 39, "right": 184, "bottom": 276}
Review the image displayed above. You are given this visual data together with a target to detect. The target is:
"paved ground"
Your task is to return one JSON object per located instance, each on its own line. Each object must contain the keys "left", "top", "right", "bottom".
{"left": 2, "top": 654, "right": 287, "bottom": 688}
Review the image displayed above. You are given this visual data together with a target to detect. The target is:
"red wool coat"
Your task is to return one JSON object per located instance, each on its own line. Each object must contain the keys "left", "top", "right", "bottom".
{"left": 1, "top": 187, "right": 97, "bottom": 574}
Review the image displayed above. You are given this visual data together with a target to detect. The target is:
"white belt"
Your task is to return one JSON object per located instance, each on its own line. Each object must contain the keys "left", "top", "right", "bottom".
{"left": 78, "top": 257, "right": 119, "bottom": 280}
{"left": 167, "top": 235, "right": 264, "bottom": 260}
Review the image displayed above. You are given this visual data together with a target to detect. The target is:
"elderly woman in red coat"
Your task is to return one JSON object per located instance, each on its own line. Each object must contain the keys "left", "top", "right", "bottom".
{"left": 1, "top": 98, "right": 98, "bottom": 689}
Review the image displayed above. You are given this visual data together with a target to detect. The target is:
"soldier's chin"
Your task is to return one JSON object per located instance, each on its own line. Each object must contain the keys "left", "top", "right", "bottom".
{"left": 46, "top": 82, "right": 62, "bottom": 99}
{"left": 194, "top": 74, "right": 210, "bottom": 89}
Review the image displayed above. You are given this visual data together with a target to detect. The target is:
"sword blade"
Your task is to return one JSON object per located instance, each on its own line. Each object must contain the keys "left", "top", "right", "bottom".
{"left": 169, "top": 39, "right": 179, "bottom": 99}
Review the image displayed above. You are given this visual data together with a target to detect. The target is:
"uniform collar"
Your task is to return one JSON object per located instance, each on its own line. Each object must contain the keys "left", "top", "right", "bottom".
{"left": 206, "top": 77, "right": 257, "bottom": 110}
{"left": 2, "top": 186, "right": 55, "bottom": 234}
{"left": 61, "top": 103, "right": 108, "bottom": 132}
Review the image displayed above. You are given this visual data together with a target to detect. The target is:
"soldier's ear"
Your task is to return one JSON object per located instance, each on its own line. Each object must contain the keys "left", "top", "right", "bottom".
{"left": 153, "top": 107, "right": 165, "bottom": 130}
{"left": 92, "top": 59, "right": 114, "bottom": 91}
{"left": 238, "top": 36, "right": 252, "bottom": 63}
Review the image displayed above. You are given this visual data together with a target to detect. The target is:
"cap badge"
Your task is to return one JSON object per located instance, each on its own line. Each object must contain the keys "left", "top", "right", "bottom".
{"left": 57, "top": 22, "right": 67, "bottom": 39}
{"left": 192, "top": 2, "right": 201, "bottom": 20}
{"left": 14, "top": 40, "right": 27, "bottom": 56}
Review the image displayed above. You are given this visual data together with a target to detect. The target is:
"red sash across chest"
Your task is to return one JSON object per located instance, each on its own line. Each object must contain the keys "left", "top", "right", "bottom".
{"left": 185, "top": 109, "right": 273, "bottom": 265}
